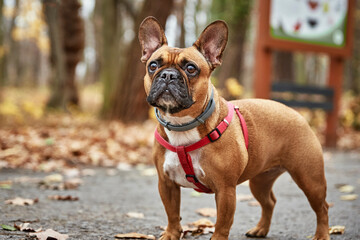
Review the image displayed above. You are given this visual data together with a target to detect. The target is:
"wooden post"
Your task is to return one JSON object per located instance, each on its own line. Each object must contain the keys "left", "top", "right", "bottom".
{"left": 325, "top": 56, "right": 345, "bottom": 147}
{"left": 254, "top": 0, "right": 272, "bottom": 99}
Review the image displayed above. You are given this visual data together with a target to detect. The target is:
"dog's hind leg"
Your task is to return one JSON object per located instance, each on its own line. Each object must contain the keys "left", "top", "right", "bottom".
{"left": 286, "top": 152, "right": 329, "bottom": 240}
{"left": 245, "top": 167, "right": 285, "bottom": 238}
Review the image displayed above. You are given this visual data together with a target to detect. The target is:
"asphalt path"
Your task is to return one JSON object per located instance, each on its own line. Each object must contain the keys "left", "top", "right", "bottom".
{"left": 0, "top": 151, "right": 359, "bottom": 240}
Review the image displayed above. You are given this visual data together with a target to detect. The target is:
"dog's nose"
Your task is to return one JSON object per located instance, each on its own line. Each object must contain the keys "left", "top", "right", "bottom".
{"left": 160, "top": 69, "right": 180, "bottom": 81}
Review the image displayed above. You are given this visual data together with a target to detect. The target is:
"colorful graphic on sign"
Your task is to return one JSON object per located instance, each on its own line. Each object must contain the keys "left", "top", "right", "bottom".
{"left": 270, "top": 0, "right": 348, "bottom": 47}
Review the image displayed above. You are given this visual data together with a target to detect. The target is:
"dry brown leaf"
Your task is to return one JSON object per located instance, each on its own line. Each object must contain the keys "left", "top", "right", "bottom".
{"left": 29, "top": 229, "right": 69, "bottom": 240}
{"left": 340, "top": 194, "right": 358, "bottom": 201}
{"left": 64, "top": 178, "right": 83, "bottom": 189}
{"left": 115, "top": 232, "right": 155, "bottom": 240}
{"left": 329, "top": 225, "right": 345, "bottom": 234}
{"left": 182, "top": 218, "right": 215, "bottom": 238}
{"left": 126, "top": 212, "right": 145, "bottom": 219}
{"left": 43, "top": 174, "right": 63, "bottom": 183}
{"left": 5, "top": 197, "right": 38, "bottom": 206}
{"left": 196, "top": 208, "right": 217, "bottom": 217}
{"left": 190, "top": 218, "right": 215, "bottom": 228}
{"left": 14, "top": 222, "right": 41, "bottom": 232}
{"left": 48, "top": 195, "right": 79, "bottom": 201}
{"left": 236, "top": 194, "right": 254, "bottom": 202}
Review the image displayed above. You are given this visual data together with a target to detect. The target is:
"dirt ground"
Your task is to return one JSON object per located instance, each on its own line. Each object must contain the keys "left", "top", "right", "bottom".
{"left": 0, "top": 150, "right": 359, "bottom": 240}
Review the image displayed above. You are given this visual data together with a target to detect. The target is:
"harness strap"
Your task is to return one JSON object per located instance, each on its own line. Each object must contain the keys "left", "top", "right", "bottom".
{"left": 154, "top": 102, "right": 249, "bottom": 193}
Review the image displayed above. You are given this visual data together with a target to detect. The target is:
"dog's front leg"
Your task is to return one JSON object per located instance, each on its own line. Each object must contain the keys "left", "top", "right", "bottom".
{"left": 212, "top": 186, "right": 237, "bottom": 240}
{"left": 158, "top": 179, "right": 182, "bottom": 240}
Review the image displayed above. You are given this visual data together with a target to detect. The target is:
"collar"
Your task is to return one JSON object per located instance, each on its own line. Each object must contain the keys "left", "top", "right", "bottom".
{"left": 155, "top": 88, "right": 215, "bottom": 132}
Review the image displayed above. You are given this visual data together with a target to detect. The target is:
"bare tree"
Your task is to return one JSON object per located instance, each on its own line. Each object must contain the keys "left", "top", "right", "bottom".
{"left": 108, "top": 0, "right": 174, "bottom": 122}
{"left": 43, "top": 0, "right": 84, "bottom": 109}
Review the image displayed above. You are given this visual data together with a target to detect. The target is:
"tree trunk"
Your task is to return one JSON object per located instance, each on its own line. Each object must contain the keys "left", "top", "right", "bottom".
{"left": 347, "top": 0, "right": 360, "bottom": 94}
{"left": 98, "top": 0, "right": 120, "bottom": 116}
{"left": 109, "top": 0, "right": 174, "bottom": 122}
{"left": 0, "top": 0, "right": 5, "bottom": 88}
{"left": 60, "top": 0, "right": 85, "bottom": 105}
{"left": 43, "top": 0, "right": 67, "bottom": 109}
{"left": 44, "top": 0, "right": 84, "bottom": 109}
{"left": 211, "top": 0, "right": 253, "bottom": 99}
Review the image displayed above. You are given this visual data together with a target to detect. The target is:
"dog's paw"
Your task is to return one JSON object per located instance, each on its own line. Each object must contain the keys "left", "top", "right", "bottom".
{"left": 159, "top": 230, "right": 182, "bottom": 240}
{"left": 312, "top": 235, "right": 330, "bottom": 240}
{"left": 245, "top": 226, "right": 268, "bottom": 238}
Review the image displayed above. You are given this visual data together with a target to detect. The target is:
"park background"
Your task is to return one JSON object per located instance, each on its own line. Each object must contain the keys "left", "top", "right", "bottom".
{"left": 0, "top": 0, "right": 359, "bottom": 171}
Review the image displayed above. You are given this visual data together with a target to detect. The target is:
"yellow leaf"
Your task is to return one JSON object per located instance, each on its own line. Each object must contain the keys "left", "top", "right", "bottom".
{"left": 225, "top": 78, "right": 243, "bottom": 97}
{"left": 329, "top": 225, "right": 345, "bottom": 234}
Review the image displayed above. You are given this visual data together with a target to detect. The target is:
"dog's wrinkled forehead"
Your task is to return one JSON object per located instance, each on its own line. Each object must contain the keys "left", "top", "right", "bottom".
{"left": 149, "top": 46, "right": 208, "bottom": 70}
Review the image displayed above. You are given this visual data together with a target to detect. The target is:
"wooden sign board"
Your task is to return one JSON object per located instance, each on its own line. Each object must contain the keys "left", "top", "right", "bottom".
{"left": 257, "top": 0, "right": 354, "bottom": 56}
{"left": 254, "top": 0, "right": 355, "bottom": 147}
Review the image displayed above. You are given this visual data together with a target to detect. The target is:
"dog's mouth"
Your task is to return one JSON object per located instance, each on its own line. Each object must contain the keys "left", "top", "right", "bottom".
{"left": 147, "top": 68, "right": 194, "bottom": 114}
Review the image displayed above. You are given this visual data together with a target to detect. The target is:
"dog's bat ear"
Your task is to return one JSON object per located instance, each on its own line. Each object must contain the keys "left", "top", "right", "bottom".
{"left": 138, "top": 16, "right": 168, "bottom": 63}
{"left": 193, "top": 20, "right": 228, "bottom": 68}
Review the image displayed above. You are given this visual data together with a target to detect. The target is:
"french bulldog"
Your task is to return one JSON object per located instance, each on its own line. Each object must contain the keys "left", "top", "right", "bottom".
{"left": 138, "top": 16, "right": 329, "bottom": 240}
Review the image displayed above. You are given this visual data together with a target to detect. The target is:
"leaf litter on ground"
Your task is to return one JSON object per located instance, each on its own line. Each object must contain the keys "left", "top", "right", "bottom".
{"left": 115, "top": 232, "right": 155, "bottom": 240}
{"left": 48, "top": 195, "right": 79, "bottom": 201}
{"left": 29, "top": 229, "right": 69, "bottom": 240}
{"left": 5, "top": 197, "right": 38, "bottom": 206}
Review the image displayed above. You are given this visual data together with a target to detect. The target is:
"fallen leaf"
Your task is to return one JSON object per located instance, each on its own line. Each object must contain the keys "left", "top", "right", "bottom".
{"left": 0, "top": 183, "right": 12, "bottom": 189}
{"left": 43, "top": 174, "right": 63, "bottom": 183}
{"left": 182, "top": 218, "right": 215, "bottom": 238}
{"left": 5, "top": 197, "right": 38, "bottom": 206}
{"left": 338, "top": 185, "right": 355, "bottom": 193}
{"left": 340, "top": 194, "right": 358, "bottom": 201}
{"left": 115, "top": 232, "right": 155, "bottom": 239}
{"left": 248, "top": 201, "right": 260, "bottom": 207}
{"left": 48, "top": 195, "right": 79, "bottom": 201}
{"left": 329, "top": 225, "right": 345, "bottom": 234}
{"left": 236, "top": 194, "right": 254, "bottom": 202}
{"left": 1, "top": 224, "right": 16, "bottom": 231}
{"left": 126, "top": 212, "right": 145, "bottom": 219}
{"left": 63, "top": 178, "right": 83, "bottom": 190}
{"left": 29, "top": 229, "right": 69, "bottom": 240}
{"left": 190, "top": 218, "right": 215, "bottom": 228}
{"left": 196, "top": 208, "right": 217, "bottom": 217}
{"left": 14, "top": 222, "right": 41, "bottom": 232}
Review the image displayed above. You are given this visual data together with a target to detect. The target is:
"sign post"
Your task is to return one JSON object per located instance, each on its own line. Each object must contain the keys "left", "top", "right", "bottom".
{"left": 254, "top": 0, "right": 355, "bottom": 147}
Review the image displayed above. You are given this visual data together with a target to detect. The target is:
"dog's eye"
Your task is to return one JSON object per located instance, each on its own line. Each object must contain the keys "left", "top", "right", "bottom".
{"left": 186, "top": 64, "right": 197, "bottom": 74}
{"left": 149, "top": 62, "right": 158, "bottom": 72}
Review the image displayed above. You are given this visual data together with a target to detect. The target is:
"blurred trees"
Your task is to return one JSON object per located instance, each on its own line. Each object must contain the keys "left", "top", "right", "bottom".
{"left": 109, "top": 0, "right": 174, "bottom": 122}
{"left": 210, "top": 0, "right": 253, "bottom": 99}
{"left": 0, "top": 0, "right": 4, "bottom": 88}
{"left": 0, "top": 0, "right": 359, "bottom": 124}
{"left": 43, "top": 0, "right": 84, "bottom": 109}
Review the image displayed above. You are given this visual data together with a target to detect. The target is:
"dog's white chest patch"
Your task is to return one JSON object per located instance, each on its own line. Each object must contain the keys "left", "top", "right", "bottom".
{"left": 162, "top": 117, "right": 205, "bottom": 188}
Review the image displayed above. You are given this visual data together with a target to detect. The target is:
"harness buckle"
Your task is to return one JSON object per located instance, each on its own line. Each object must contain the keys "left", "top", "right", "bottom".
{"left": 207, "top": 128, "right": 221, "bottom": 142}
{"left": 185, "top": 174, "right": 199, "bottom": 183}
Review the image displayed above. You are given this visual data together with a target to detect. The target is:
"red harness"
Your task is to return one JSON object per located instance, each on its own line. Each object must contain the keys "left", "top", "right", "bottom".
{"left": 154, "top": 102, "right": 249, "bottom": 193}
